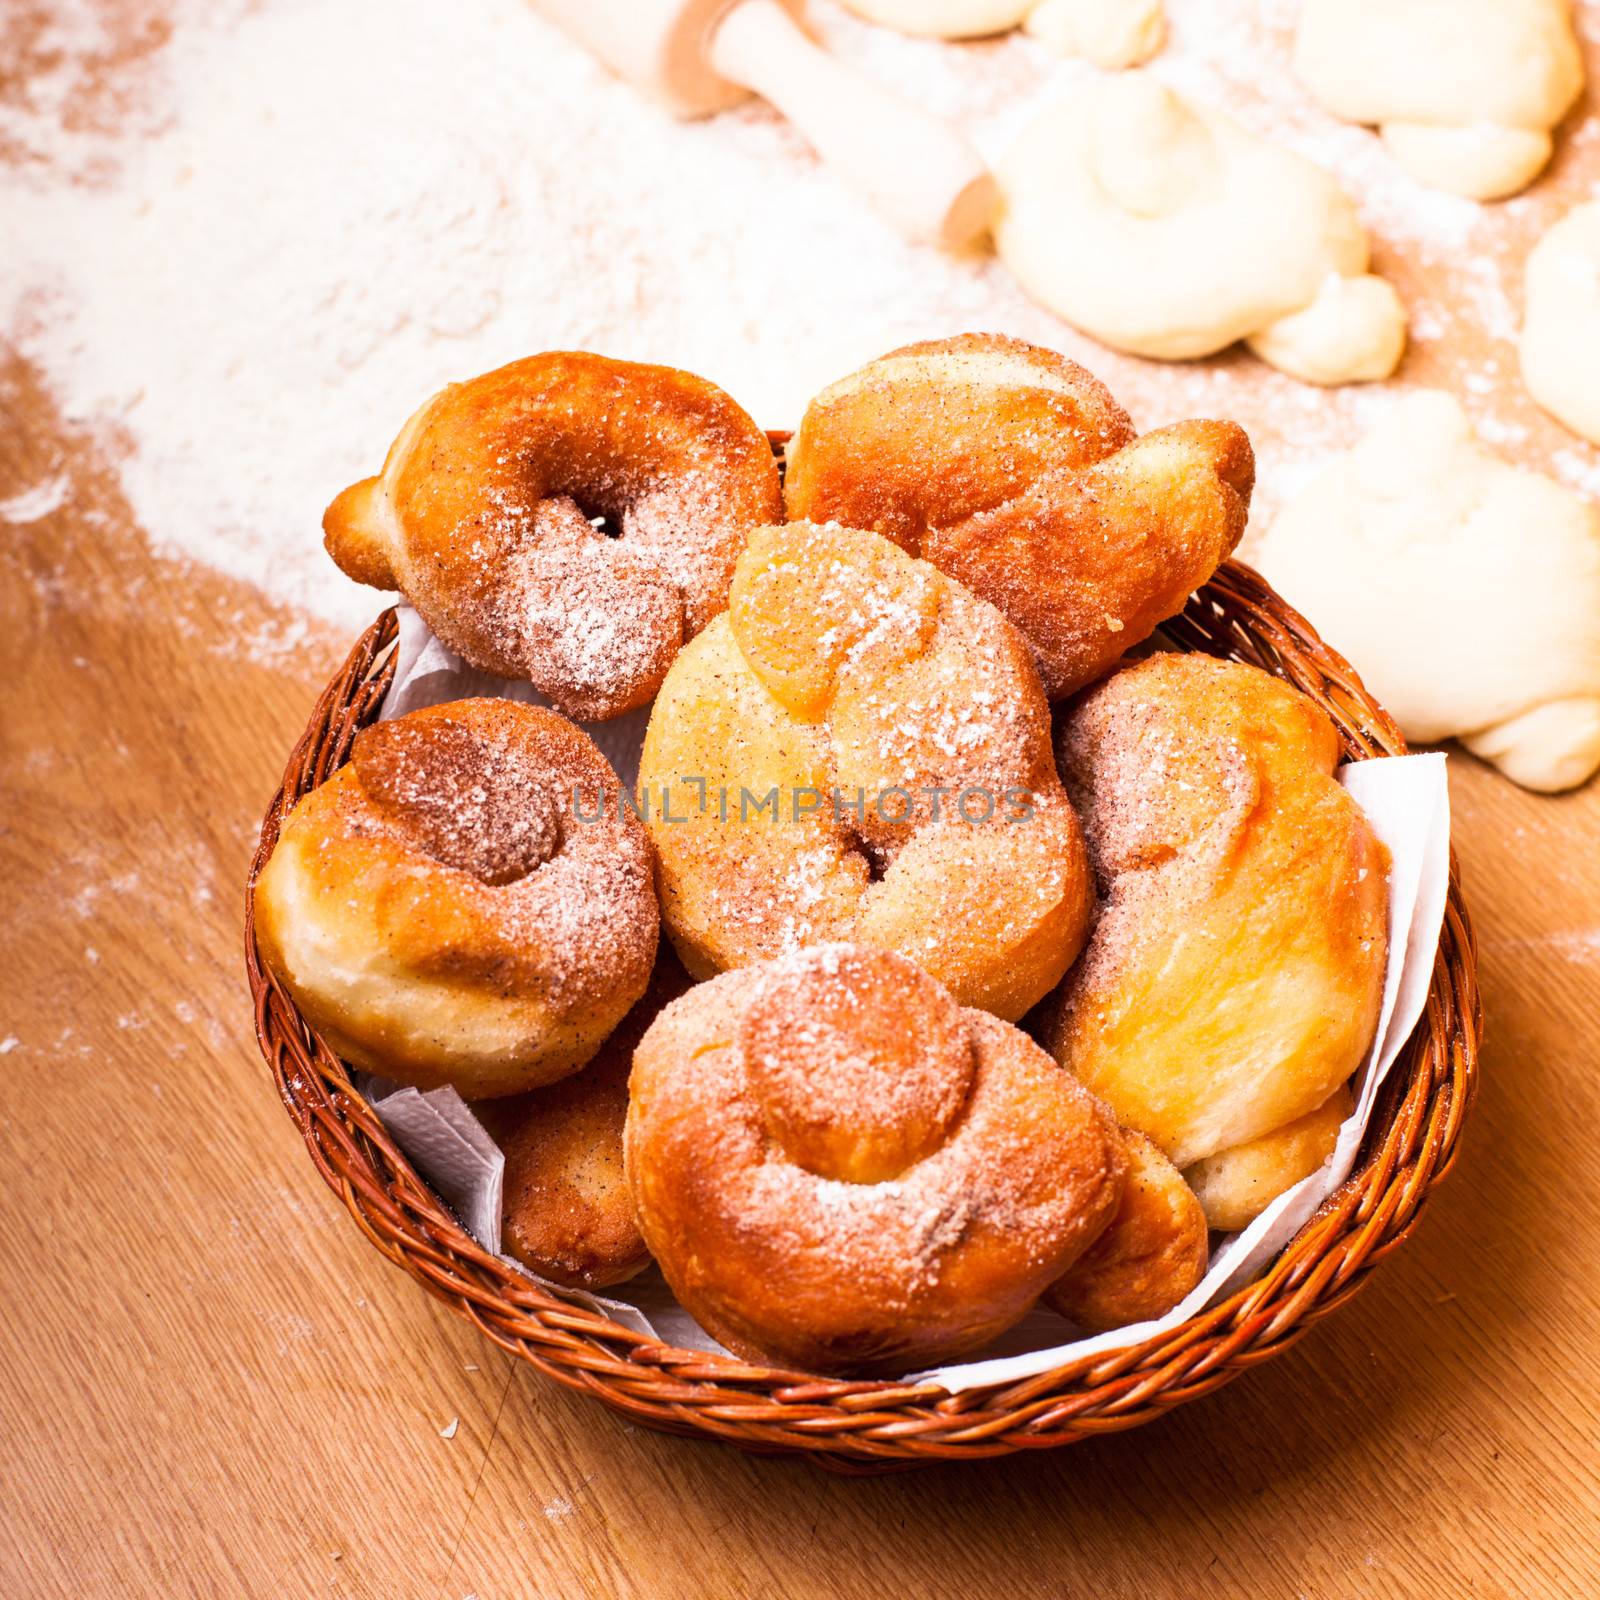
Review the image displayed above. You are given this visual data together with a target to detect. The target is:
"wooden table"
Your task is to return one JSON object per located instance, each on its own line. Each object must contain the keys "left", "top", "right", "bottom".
{"left": 4, "top": 341, "right": 1599, "bottom": 1599}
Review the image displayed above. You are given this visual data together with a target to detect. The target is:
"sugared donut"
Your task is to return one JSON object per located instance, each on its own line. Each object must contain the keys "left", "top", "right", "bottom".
{"left": 625, "top": 944, "right": 1127, "bottom": 1375}
{"left": 475, "top": 951, "right": 691, "bottom": 1289}
{"left": 254, "top": 698, "right": 658, "bottom": 1098}
{"left": 1045, "top": 1132, "right": 1209, "bottom": 1332}
{"left": 636, "top": 519, "right": 1094, "bottom": 1021}
{"left": 783, "top": 333, "right": 1254, "bottom": 697}
{"left": 1040, "top": 654, "right": 1388, "bottom": 1221}
{"left": 323, "top": 352, "right": 784, "bottom": 720}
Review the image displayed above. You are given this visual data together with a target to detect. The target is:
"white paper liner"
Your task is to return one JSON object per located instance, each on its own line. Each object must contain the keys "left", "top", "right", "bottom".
{"left": 360, "top": 605, "right": 1452, "bottom": 1389}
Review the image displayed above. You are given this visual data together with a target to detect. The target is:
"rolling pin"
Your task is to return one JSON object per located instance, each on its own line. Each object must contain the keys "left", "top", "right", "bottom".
{"left": 528, "top": 0, "right": 998, "bottom": 249}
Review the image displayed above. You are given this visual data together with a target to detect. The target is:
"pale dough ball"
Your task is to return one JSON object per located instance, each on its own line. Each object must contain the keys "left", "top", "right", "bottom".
{"left": 993, "top": 72, "right": 1406, "bottom": 383}
{"left": 1521, "top": 200, "right": 1600, "bottom": 444}
{"left": 1024, "top": 0, "right": 1164, "bottom": 68}
{"left": 836, "top": 1, "right": 1034, "bottom": 37}
{"left": 838, "top": 0, "right": 1164, "bottom": 64}
{"left": 1247, "top": 272, "right": 1407, "bottom": 387}
{"left": 1251, "top": 391, "right": 1600, "bottom": 792}
{"left": 1294, "top": 0, "right": 1584, "bottom": 200}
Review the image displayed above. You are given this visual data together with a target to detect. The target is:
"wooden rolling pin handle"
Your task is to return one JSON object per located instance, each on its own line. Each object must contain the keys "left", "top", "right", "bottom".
{"left": 708, "top": 0, "right": 997, "bottom": 250}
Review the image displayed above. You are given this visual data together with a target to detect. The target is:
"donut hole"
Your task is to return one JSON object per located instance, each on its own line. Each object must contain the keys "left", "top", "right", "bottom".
{"left": 498, "top": 495, "right": 686, "bottom": 721}
{"left": 530, "top": 492, "right": 617, "bottom": 540}
{"left": 353, "top": 718, "right": 563, "bottom": 886}
{"left": 858, "top": 839, "right": 893, "bottom": 885}
{"left": 739, "top": 945, "right": 975, "bottom": 1185}
{"left": 531, "top": 494, "right": 613, "bottom": 541}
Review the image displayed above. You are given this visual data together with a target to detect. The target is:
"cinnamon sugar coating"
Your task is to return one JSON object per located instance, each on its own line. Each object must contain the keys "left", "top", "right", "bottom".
{"left": 323, "top": 351, "right": 783, "bottom": 720}
{"left": 625, "top": 945, "right": 1127, "bottom": 1376}
{"left": 1039, "top": 654, "right": 1389, "bottom": 1218}
{"left": 475, "top": 949, "right": 692, "bottom": 1289}
{"left": 637, "top": 520, "right": 1094, "bottom": 1021}
{"left": 254, "top": 698, "right": 659, "bottom": 1097}
{"left": 784, "top": 333, "right": 1254, "bottom": 698}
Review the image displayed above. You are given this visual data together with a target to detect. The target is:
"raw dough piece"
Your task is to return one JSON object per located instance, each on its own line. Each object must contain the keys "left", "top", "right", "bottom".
{"left": 1251, "top": 391, "right": 1600, "bottom": 792}
{"left": 993, "top": 73, "right": 1406, "bottom": 383}
{"left": 1521, "top": 201, "right": 1600, "bottom": 443}
{"left": 839, "top": 0, "right": 1164, "bottom": 66}
{"left": 1024, "top": 0, "right": 1164, "bottom": 67}
{"left": 838, "top": 0, "right": 1032, "bottom": 35}
{"left": 1294, "top": 0, "right": 1584, "bottom": 201}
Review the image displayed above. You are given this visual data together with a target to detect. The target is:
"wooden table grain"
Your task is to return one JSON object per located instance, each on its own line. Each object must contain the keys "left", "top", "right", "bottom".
{"left": 6, "top": 2, "right": 1600, "bottom": 1582}
{"left": 4, "top": 342, "right": 1599, "bottom": 1600}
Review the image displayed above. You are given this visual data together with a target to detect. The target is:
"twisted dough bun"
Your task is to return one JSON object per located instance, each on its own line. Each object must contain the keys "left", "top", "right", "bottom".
{"left": 1045, "top": 1132, "right": 1208, "bottom": 1333}
{"left": 783, "top": 335, "right": 1254, "bottom": 698}
{"left": 1251, "top": 391, "right": 1600, "bottom": 792}
{"left": 637, "top": 519, "right": 1094, "bottom": 1020}
{"left": 254, "top": 699, "right": 658, "bottom": 1098}
{"left": 323, "top": 352, "right": 783, "bottom": 720}
{"left": 994, "top": 75, "right": 1408, "bottom": 385}
{"left": 625, "top": 945, "right": 1127, "bottom": 1375}
{"left": 475, "top": 952, "right": 690, "bottom": 1289}
{"left": 1295, "top": 0, "right": 1583, "bottom": 200}
{"left": 1040, "top": 654, "right": 1388, "bottom": 1221}
{"left": 1521, "top": 201, "right": 1600, "bottom": 446}
{"left": 838, "top": 0, "right": 1164, "bottom": 67}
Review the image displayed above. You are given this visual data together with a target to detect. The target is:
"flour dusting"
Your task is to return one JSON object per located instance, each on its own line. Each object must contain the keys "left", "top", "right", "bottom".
{"left": 1, "top": 0, "right": 1596, "bottom": 638}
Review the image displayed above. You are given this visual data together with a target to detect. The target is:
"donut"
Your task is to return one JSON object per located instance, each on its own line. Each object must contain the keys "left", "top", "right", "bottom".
{"left": 636, "top": 519, "right": 1094, "bottom": 1021}
{"left": 1045, "top": 1132, "right": 1208, "bottom": 1332}
{"left": 474, "top": 951, "right": 691, "bottom": 1289}
{"left": 783, "top": 334, "right": 1254, "bottom": 698}
{"left": 625, "top": 944, "right": 1127, "bottom": 1375}
{"left": 323, "top": 352, "right": 784, "bottom": 720}
{"left": 253, "top": 698, "right": 658, "bottom": 1098}
{"left": 1040, "top": 653, "right": 1388, "bottom": 1221}
{"left": 1183, "top": 1083, "right": 1353, "bottom": 1232}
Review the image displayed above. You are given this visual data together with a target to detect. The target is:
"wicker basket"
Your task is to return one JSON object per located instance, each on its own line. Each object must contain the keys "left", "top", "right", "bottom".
{"left": 244, "top": 536, "right": 1481, "bottom": 1471}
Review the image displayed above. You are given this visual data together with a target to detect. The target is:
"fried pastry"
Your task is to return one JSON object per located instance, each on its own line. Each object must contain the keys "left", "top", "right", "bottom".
{"left": 1040, "top": 654, "right": 1388, "bottom": 1222}
{"left": 636, "top": 519, "right": 1094, "bottom": 1020}
{"left": 324, "top": 352, "right": 783, "bottom": 720}
{"left": 1046, "top": 1131, "right": 1209, "bottom": 1332}
{"left": 475, "top": 952, "right": 691, "bottom": 1288}
{"left": 784, "top": 334, "right": 1253, "bottom": 696}
{"left": 254, "top": 699, "right": 658, "bottom": 1097}
{"left": 625, "top": 944, "right": 1127, "bottom": 1375}
{"left": 1183, "top": 1084, "right": 1353, "bottom": 1233}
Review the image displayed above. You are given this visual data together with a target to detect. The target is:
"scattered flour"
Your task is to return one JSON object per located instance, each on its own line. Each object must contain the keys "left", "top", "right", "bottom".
{"left": 0, "top": 0, "right": 1595, "bottom": 634}
{"left": 0, "top": 473, "right": 69, "bottom": 522}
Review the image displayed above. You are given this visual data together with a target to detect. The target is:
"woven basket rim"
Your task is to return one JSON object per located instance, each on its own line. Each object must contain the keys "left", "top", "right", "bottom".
{"left": 244, "top": 539, "right": 1481, "bottom": 1468}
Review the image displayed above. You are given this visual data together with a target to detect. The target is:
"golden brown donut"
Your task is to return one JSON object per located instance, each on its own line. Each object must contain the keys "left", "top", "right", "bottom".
{"left": 475, "top": 951, "right": 691, "bottom": 1289}
{"left": 324, "top": 352, "right": 784, "bottom": 720}
{"left": 254, "top": 698, "right": 658, "bottom": 1097}
{"left": 1183, "top": 1083, "right": 1353, "bottom": 1232}
{"left": 1045, "top": 1132, "right": 1209, "bottom": 1333}
{"left": 625, "top": 944, "right": 1127, "bottom": 1375}
{"left": 636, "top": 519, "right": 1094, "bottom": 1020}
{"left": 1040, "top": 653, "right": 1388, "bottom": 1222}
{"left": 783, "top": 333, "right": 1254, "bottom": 698}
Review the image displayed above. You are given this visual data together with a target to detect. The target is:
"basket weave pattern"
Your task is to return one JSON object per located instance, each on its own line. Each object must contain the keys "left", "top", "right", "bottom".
{"left": 244, "top": 558, "right": 1481, "bottom": 1470}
